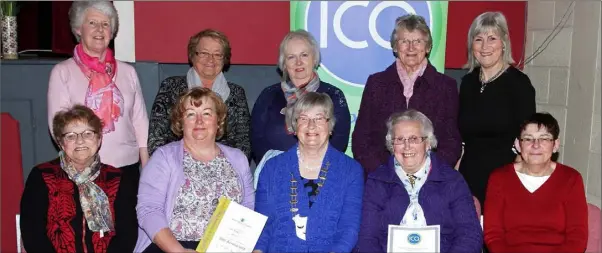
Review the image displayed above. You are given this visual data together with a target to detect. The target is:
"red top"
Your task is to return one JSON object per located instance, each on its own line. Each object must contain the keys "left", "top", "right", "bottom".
{"left": 484, "top": 162, "right": 588, "bottom": 253}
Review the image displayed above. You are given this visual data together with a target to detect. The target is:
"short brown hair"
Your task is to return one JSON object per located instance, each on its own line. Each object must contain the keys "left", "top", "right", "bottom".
{"left": 518, "top": 112, "right": 560, "bottom": 140}
{"left": 170, "top": 87, "right": 228, "bottom": 138}
{"left": 187, "top": 29, "right": 232, "bottom": 67}
{"left": 52, "top": 104, "right": 103, "bottom": 143}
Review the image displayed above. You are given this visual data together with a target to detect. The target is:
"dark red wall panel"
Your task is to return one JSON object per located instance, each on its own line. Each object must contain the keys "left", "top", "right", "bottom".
{"left": 134, "top": 1, "right": 290, "bottom": 64}
{"left": 446, "top": 1, "right": 527, "bottom": 69}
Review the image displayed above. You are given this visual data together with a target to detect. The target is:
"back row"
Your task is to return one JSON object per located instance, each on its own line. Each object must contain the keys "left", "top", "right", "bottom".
{"left": 46, "top": 1, "right": 534, "bottom": 211}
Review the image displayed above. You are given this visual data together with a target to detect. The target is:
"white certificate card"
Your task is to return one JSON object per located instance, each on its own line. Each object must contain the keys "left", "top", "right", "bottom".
{"left": 387, "top": 224, "right": 440, "bottom": 253}
{"left": 197, "top": 197, "right": 268, "bottom": 252}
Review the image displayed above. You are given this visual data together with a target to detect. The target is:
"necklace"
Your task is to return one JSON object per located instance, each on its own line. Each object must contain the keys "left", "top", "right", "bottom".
{"left": 479, "top": 65, "right": 507, "bottom": 93}
{"left": 289, "top": 161, "right": 329, "bottom": 241}
{"left": 297, "top": 147, "right": 324, "bottom": 172}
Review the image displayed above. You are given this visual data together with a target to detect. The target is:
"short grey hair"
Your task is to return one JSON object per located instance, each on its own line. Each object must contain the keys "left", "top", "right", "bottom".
{"left": 69, "top": 1, "right": 119, "bottom": 42}
{"left": 390, "top": 14, "right": 433, "bottom": 57}
{"left": 385, "top": 109, "right": 437, "bottom": 153}
{"left": 465, "top": 11, "right": 515, "bottom": 72}
{"left": 285, "top": 92, "right": 336, "bottom": 133}
{"left": 278, "top": 29, "right": 321, "bottom": 82}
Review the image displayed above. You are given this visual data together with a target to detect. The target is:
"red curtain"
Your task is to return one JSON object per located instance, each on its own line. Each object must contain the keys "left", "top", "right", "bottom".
{"left": 52, "top": 1, "right": 76, "bottom": 55}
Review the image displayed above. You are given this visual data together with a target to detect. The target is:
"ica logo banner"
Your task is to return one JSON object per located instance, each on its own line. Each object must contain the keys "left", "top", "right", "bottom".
{"left": 290, "top": 1, "right": 448, "bottom": 156}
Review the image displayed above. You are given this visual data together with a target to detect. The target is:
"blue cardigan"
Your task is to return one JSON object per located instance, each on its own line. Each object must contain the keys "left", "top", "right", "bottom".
{"left": 255, "top": 144, "right": 364, "bottom": 253}
{"left": 354, "top": 153, "right": 483, "bottom": 253}
{"left": 251, "top": 81, "right": 351, "bottom": 164}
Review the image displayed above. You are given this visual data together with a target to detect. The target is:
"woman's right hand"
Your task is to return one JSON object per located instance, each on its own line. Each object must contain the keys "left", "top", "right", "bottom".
{"left": 252, "top": 250, "right": 263, "bottom": 253}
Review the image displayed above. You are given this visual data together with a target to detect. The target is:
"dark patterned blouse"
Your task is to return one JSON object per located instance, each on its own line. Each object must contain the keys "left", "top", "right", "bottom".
{"left": 147, "top": 76, "right": 251, "bottom": 159}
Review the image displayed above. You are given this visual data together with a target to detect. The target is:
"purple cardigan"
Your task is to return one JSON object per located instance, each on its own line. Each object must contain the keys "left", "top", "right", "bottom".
{"left": 352, "top": 62, "right": 461, "bottom": 174}
{"left": 134, "top": 140, "right": 254, "bottom": 252}
{"left": 354, "top": 153, "right": 483, "bottom": 253}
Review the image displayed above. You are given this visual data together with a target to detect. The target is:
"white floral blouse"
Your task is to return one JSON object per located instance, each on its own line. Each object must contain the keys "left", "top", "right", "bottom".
{"left": 169, "top": 149, "right": 242, "bottom": 241}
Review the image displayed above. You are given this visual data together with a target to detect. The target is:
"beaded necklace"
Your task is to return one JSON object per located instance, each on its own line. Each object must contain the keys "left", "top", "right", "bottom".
{"left": 479, "top": 65, "right": 508, "bottom": 93}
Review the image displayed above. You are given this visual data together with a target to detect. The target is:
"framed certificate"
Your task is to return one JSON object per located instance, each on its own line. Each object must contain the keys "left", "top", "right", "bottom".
{"left": 196, "top": 197, "right": 268, "bottom": 253}
{"left": 387, "top": 224, "right": 440, "bottom": 253}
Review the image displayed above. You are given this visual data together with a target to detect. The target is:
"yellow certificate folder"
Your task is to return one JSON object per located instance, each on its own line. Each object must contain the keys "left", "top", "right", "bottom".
{"left": 196, "top": 197, "right": 268, "bottom": 252}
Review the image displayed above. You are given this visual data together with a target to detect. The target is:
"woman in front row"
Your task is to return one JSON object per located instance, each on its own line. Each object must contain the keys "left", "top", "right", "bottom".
{"left": 485, "top": 112, "right": 588, "bottom": 253}
{"left": 21, "top": 105, "right": 138, "bottom": 253}
{"left": 355, "top": 109, "right": 482, "bottom": 253}
{"left": 135, "top": 88, "right": 254, "bottom": 253}
{"left": 254, "top": 92, "right": 364, "bottom": 253}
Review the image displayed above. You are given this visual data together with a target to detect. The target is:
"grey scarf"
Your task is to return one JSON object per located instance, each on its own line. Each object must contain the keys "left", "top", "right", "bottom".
{"left": 186, "top": 68, "right": 230, "bottom": 101}
{"left": 281, "top": 71, "right": 320, "bottom": 107}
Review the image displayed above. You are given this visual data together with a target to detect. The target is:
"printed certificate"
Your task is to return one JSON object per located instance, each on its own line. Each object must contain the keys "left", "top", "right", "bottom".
{"left": 387, "top": 224, "right": 440, "bottom": 253}
{"left": 196, "top": 197, "right": 267, "bottom": 253}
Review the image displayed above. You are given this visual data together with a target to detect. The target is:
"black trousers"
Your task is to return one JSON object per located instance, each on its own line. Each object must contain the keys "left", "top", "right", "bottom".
{"left": 119, "top": 162, "right": 140, "bottom": 186}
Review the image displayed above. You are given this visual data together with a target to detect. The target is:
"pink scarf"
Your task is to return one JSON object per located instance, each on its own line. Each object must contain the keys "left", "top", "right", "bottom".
{"left": 73, "top": 44, "right": 124, "bottom": 133}
{"left": 396, "top": 58, "right": 428, "bottom": 105}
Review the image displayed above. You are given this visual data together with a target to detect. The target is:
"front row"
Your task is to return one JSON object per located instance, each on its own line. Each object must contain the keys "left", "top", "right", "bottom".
{"left": 21, "top": 88, "right": 588, "bottom": 253}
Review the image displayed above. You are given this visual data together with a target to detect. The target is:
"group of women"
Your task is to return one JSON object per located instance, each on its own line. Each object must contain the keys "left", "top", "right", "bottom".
{"left": 18, "top": 1, "right": 589, "bottom": 253}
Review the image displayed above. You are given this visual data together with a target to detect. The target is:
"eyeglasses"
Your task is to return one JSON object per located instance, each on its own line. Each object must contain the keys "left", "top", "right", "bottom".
{"left": 393, "top": 136, "right": 428, "bottom": 145}
{"left": 86, "top": 20, "right": 110, "bottom": 30}
{"left": 195, "top": 51, "right": 224, "bottom": 60}
{"left": 62, "top": 130, "right": 97, "bottom": 143}
{"left": 519, "top": 137, "right": 555, "bottom": 145}
{"left": 296, "top": 116, "right": 329, "bottom": 126}
{"left": 398, "top": 39, "right": 425, "bottom": 48}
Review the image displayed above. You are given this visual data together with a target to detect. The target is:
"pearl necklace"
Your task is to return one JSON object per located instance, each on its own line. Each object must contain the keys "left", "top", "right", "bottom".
{"left": 297, "top": 148, "right": 323, "bottom": 172}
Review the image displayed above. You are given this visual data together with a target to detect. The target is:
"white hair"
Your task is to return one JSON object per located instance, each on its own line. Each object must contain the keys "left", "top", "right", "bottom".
{"left": 385, "top": 109, "right": 437, "bottom": 153}
{"left": 465, "top": 11, "right": 515, "bottom": 72}
{"left": 390, "top": 14, "right": 433, "bottom": 57}
{"left": 69, "top": 1, "right": 119, "bottom": 42}
{"left": 277, "top": 29, "right": 321, "bottom": 82}
{"left": 285, "top": 92, "right": 336, "bottom": 133}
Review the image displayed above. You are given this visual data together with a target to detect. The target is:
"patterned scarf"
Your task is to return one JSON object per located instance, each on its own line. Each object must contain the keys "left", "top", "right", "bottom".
{"left": 59, "top": 151, "right": 114, "bottom": 233}
{"left": 281, "top": 71, "right": 321, "bottom": 107}
{"left": 73, "top": 44, "right": 124, "bottom": 134}
{"left": 186, "top": 68, "right": 231, "bottom": 101}
{"left": 395, "top": 155, "right": 431, "bottom": 227}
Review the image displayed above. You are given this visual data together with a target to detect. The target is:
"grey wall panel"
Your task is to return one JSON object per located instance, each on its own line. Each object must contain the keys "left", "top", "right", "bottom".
{"left": 1, "top": 62, "right": 61, "bottom": 179}
{"left": 133, "top": 62, "right": 161, "bottom": 110}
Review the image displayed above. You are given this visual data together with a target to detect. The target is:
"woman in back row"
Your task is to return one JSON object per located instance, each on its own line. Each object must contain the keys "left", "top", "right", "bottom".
{"left": 251, "top": 29, "right": 351, "bottom": 165}
{"left": 352, "top": 14, "right": 462, "bottom": 177}
{"left": 48, "top": 1, "right": 149, "bottom": 175}
{"left": 458, "top": 12, "right": 536, "bottom": 208}
{"left": 148, "top": 29, "right": 251, "bottom": 159}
